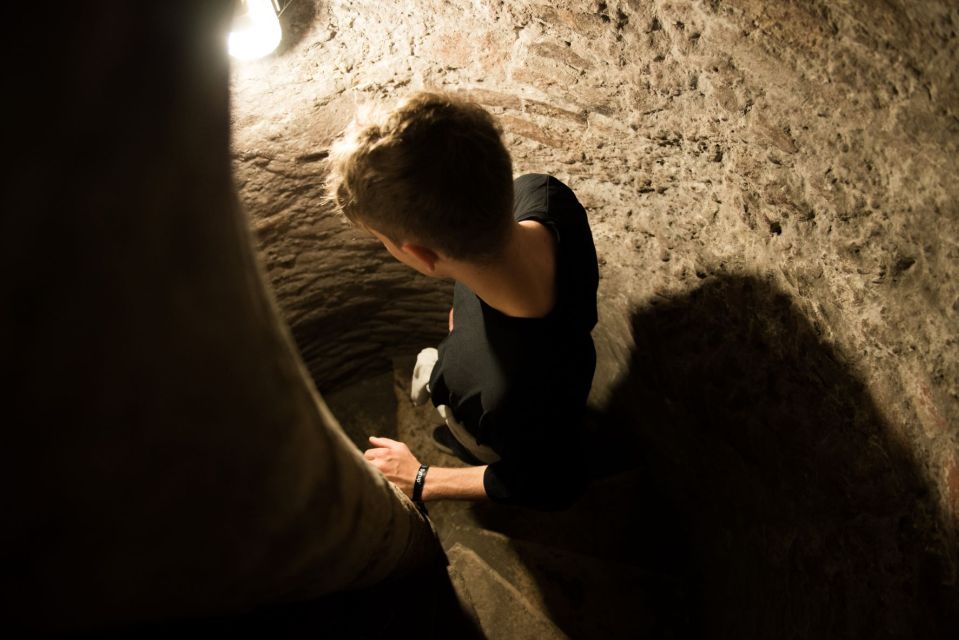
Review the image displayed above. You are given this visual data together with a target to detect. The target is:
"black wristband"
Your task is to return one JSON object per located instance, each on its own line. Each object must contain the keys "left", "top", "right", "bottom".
{"left": 412, "top": 463, "right": 429, "bottom": 503}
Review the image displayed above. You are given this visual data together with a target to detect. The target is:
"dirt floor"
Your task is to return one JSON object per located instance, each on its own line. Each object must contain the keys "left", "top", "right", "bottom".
{"left": 233, "top": 1, "right": 959, "bottom": 635}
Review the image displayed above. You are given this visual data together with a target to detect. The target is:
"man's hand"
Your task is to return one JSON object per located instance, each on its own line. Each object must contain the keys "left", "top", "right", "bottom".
{"left": 364, "top": 436, "right": 422, "bottom": 498}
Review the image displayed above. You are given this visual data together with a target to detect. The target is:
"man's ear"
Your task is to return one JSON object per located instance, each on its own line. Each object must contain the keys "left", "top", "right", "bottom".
{"left": 401, "top": 243, "right": 440, "bottom": 273}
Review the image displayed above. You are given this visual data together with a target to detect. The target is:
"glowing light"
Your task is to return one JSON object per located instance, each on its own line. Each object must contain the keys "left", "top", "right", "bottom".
{"left": 229, "top": 0, "right": 282, "bottom": 61}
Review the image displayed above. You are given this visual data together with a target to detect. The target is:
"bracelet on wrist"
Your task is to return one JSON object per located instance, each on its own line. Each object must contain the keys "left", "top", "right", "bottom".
{"left": 412, "top": 463, "right": 430, "bottom": 505}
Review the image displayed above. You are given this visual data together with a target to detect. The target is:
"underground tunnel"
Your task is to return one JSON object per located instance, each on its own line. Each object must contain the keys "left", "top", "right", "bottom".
{"left": 3, "top": 0, "right": 958, "bottom": 637}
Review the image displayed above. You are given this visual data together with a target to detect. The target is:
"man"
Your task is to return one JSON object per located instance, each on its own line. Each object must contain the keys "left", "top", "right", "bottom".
{"left": 325, "top": 92, "right": 598, "bottom": 509}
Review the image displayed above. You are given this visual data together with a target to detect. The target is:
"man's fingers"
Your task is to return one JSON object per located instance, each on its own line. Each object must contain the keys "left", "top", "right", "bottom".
{"left": 369, "top": 435, "right": 399, "bottom": 447}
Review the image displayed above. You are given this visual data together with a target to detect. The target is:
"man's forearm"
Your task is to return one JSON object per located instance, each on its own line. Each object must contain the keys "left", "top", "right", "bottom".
{"left": 422, "top": 465, "right": 488, "bottom": 501}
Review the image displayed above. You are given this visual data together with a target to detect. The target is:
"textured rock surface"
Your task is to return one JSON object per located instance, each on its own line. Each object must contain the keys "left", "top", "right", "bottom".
{"left": 447, "top": 544, "right": 566, "bottom": 640}
{"left": 232, "top": 0, "right": 958, "bottom": 634}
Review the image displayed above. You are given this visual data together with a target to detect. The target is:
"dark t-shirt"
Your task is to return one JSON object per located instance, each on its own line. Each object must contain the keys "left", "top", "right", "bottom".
{"left": 429, "top": 174, "right": 599, "bottom": 509}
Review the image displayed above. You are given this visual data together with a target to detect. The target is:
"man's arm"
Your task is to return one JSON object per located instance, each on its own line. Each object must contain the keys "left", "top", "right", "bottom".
{"left": 419, "top": 465, "right": 487, "bottom": 501}
{"left": 364, "top": 436, "right": 488, "bottom": 501}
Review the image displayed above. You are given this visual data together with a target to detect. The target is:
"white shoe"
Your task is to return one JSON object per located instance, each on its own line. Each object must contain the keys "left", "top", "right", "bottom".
{"left": 411, "top": 347, "right": 438, "bottom": 406}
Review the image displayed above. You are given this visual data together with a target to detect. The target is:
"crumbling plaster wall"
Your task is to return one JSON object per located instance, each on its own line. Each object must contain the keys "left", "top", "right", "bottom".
{"left": 231, "top": 0, "right": 958, "bottom": 613}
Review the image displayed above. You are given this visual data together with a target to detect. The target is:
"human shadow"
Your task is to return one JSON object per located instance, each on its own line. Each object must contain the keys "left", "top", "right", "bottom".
{"left": 471, "top": 274, "right": 957, "bottom": 638}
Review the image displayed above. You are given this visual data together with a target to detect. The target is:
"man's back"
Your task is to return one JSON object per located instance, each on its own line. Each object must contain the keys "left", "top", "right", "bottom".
{"left": 429, "top": 173, "right": 599, "bottom": 508}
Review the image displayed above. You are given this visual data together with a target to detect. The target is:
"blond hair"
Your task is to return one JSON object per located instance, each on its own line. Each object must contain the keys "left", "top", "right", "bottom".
{"left": 324, "top": 92, "right": 514, "bottom": 262}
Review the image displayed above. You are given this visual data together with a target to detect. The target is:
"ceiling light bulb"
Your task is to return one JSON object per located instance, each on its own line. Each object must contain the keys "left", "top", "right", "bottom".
{"left": 229, "top": 0, "right": 282, "bottom": 61}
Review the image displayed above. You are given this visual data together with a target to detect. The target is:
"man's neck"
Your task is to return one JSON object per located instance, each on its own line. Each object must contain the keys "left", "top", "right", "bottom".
{"left": 450, "top": 220, "right": 556, "bottom": 319}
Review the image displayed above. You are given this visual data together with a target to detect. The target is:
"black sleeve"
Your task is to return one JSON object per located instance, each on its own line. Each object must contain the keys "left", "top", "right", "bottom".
{"left": 479, "top": 401, "right": 584, "bottom": 511}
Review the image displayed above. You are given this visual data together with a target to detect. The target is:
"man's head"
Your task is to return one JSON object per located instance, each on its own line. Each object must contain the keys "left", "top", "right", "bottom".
{"left": 324, "top": 92, "right": 514, "bottom": 273}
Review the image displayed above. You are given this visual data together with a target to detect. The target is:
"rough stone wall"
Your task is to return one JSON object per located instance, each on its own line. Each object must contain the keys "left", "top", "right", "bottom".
{"left": 232, "top": 0, "right": 958, "bottom": 631}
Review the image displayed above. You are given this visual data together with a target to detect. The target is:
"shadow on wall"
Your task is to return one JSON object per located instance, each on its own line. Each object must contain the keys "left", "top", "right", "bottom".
{"left": 474, "top": 275, "right": 958, "bottom": 638}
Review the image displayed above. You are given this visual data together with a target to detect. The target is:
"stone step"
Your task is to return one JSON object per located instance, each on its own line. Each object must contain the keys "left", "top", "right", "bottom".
{"left": 442, "top": 525, "right": 672, "bottom": 640}
{"left": 447, "top": 543, "right": 568, "bottom": 640}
